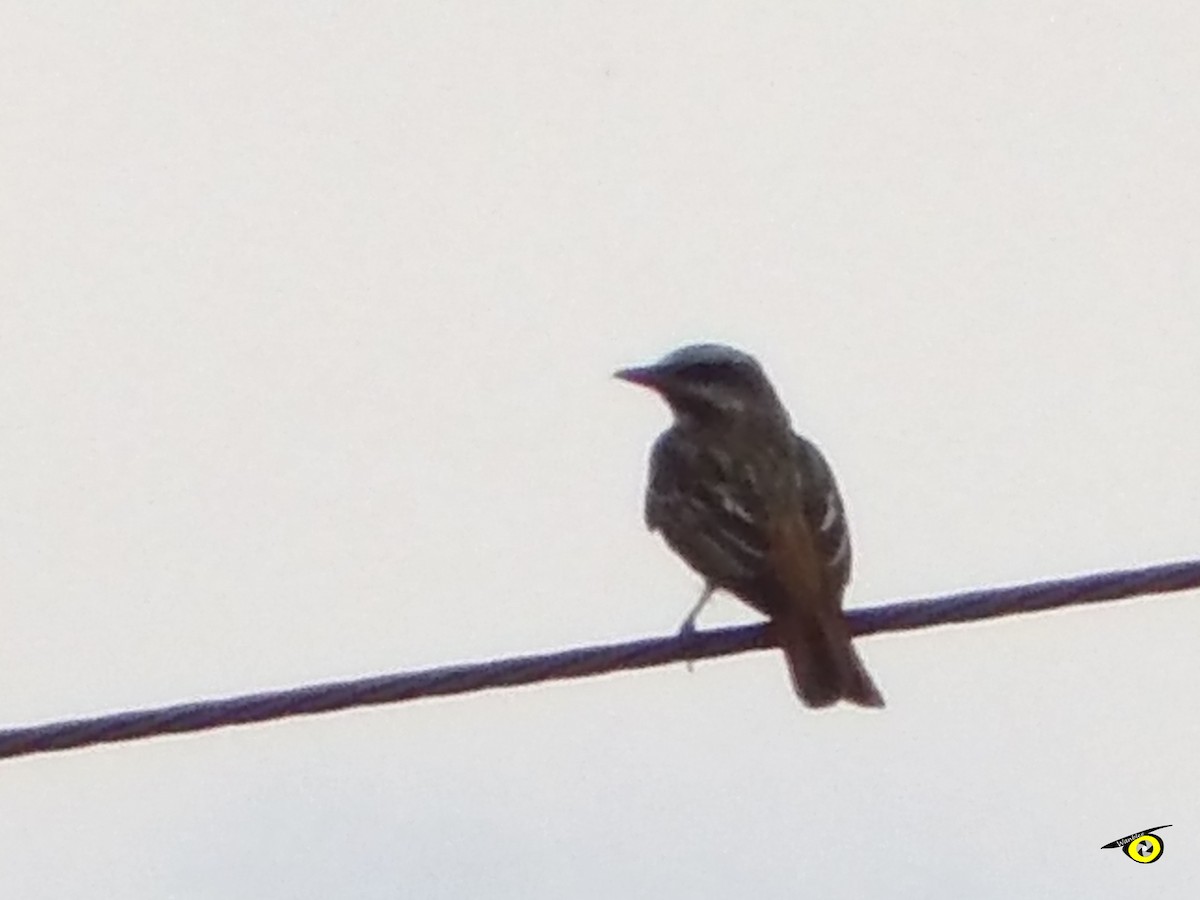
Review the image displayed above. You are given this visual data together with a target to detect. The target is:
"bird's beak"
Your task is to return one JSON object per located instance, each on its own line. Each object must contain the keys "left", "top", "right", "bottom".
{"left": 614, "top": 364, "right": 665, "bottom": 390}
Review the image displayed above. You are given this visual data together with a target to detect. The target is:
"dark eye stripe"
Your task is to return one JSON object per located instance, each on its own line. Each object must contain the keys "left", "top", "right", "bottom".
{"left": 678, "top": 361, "right": 757, "bottom": 387}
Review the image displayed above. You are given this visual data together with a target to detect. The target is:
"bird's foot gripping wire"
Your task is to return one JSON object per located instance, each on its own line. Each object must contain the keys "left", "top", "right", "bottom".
{"left": 677, "top": 585, "right": 713, "bottom": 671}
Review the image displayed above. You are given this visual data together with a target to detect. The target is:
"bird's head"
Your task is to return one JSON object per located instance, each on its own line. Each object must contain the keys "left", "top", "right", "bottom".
{"left": 615, "top": 343, "right": 789, "bottom": 428}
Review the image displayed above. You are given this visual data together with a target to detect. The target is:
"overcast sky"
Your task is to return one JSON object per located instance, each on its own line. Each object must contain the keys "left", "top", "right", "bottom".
{"left": 2, "top": 3, "right": 1198, "bottom": 897}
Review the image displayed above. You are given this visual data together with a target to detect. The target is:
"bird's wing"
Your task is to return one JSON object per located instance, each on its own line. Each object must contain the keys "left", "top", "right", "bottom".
{"left": 644, "top": 431, "right": 768, "bottom": 584}
{"left": 792, "top": 433, "right": 852, "bottom": 595}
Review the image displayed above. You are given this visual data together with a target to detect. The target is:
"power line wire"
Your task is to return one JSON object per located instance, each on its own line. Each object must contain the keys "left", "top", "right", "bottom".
{"left": 2, "top": 557, "right": 1197, "bottom": 761}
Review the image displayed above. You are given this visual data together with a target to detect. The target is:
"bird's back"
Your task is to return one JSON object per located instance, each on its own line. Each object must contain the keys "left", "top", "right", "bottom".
{"left": 645, "top": 422, "right": 882, "bottom": 707}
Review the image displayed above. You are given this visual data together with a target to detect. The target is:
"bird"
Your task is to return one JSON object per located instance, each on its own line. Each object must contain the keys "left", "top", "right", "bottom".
{"left": 615, "top": 342, "right": 884, "bottom": 708}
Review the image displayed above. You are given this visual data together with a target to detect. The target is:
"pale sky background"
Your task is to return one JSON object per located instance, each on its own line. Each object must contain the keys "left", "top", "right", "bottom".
{"left": 2, "top": 3, "right": 1198, "bottom": 897}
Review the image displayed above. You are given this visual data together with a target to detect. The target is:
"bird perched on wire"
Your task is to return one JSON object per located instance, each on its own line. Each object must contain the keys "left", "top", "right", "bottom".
{"left": 616, "top": 343, "right": 884, "bottom": 708}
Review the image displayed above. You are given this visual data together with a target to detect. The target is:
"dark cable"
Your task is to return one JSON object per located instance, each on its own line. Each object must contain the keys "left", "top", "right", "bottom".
{"left": 2, "top": 557, "right": 1196, "bottom": 761}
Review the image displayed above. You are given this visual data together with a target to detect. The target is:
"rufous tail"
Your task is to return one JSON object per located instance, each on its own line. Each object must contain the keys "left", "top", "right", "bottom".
{"left": 772, "top": 612, "right": 884, "bottom": 709}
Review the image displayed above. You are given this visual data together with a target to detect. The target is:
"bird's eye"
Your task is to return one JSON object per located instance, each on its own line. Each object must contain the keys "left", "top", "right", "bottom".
{"left": 677, "top": 362, "right": 720, "bottom": 382}
{"left": 679, "top": 362, "right": 756, "bottom": 388}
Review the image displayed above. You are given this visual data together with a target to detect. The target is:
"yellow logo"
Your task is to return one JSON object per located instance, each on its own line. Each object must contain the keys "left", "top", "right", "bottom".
{"left": 1101, "top": 825, "right": 1172, "bottom": 864}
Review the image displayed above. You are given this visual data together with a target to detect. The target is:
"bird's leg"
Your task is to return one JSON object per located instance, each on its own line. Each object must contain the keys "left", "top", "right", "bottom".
{"left": 678, "top": 584, "right": 714, "bottom": 637}
{"left": 678, "top": 585, "right": 714, "bottom": 673}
